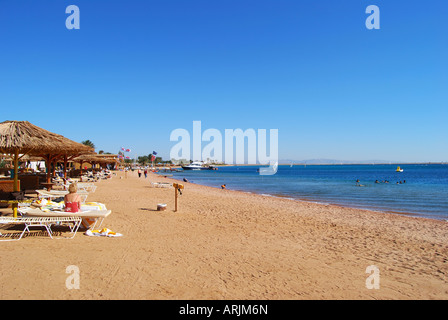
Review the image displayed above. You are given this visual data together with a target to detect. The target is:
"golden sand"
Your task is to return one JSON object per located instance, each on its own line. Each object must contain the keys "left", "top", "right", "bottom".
{"left": 1, "top": 170, "right": 447, "bottom": 299}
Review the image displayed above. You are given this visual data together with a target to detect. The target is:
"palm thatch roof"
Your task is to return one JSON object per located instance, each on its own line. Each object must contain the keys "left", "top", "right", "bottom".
{"left": 72, "top": 154, "right": 105, "bottom": 163}
{"left": 0, "top": 120, "right": 96, "bottom": 197}
{"left": 73, "top": 154, "right": 118, "bottom": 164}
{"left": 2, "top": 154, "right": 45, "bottom": 162}
{"left": 0, "top": 120, "right": 94, "bottom": 156}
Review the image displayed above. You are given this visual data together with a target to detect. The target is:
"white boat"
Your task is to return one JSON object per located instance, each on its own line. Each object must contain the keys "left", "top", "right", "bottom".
{"left": 396, "top": 166, "right": 404, "bottom": 172}
{"left": 182, "top": 161, "right": 213, "bottom": 170}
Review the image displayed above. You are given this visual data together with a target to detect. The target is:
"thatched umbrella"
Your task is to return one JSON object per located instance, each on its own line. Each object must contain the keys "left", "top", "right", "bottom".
{"left": 0, "top": 120, "right": 94, "bottom": 194}
{"left": 94, "top": 154, "right": 119, "bottom": 169}
{"left": 73, "top": 154, "right": 105, "bottom": 175}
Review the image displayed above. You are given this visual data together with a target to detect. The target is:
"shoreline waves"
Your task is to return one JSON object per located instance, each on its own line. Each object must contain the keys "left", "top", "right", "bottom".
{"left": 170, "top": 164, "right": 448, "bottom": 221}
{"left": 171, "top": 176, "right": 435, "bottom": 221}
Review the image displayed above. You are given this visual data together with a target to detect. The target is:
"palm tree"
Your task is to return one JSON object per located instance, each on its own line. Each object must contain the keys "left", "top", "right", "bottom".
{"left": 81, "top": 140, "right": 95, "bottom": 149}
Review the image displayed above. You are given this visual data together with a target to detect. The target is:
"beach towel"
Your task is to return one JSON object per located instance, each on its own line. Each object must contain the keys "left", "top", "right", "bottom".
{"left": 85, "top": 228, "right": 122, "bottom": 238}
{"left": 81, "top": 202, "right": 107, "bottom": 211}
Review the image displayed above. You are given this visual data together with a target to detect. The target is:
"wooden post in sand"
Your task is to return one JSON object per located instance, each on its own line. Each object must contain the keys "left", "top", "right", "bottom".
{"left": 173, "top": 183, "right": 184, "bottom": 212}
{"left": 174, "top": 185, "right": 178, "bottom": 212}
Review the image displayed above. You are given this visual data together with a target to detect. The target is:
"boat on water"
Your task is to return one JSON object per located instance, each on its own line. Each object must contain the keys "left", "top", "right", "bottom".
{"left": 182, "top": 161, "right": 215, "bottom": 170}
{"left": 396, "top": 166, "right": 404, "bottom": 172}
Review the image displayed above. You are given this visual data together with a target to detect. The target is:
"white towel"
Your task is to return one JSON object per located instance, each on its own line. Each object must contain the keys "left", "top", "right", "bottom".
{"left": 85, "top": 228, "right": 122, "bottom": 237}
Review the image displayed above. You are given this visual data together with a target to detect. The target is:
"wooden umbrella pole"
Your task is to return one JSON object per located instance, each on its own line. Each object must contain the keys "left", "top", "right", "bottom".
{"left": 63, "top": 155, "right": 68, "bottom": 179}
{"left": 13, "top": 149, "right": 19, "bottom": 192}
{"left": 43, "top": 154, "right": 55, "bottom": 190}
{"left": 52, "top": 160, "right": 56, "bottom": 180}
{"left": 12, "top": 149, "right": 19, "bottom": 218}
{"left": 45, "top": 155, "right": 51, "bottom": 184}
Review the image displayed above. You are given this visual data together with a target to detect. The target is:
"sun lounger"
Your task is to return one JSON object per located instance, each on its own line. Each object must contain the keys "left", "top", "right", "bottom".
{"left": 35, "top": 189, "right": 89, "bottom": 203}
{"left": 20, "top": 208, "right": 111, "bottom": 230}
{"left": 58, "top": 182, "right": 97, "bottom": 193}
{"left": 150, "top": 182, "right": 172, "bottom": 188}
{"left": 75, "top": 183, "right": 97, "bottom": 193}
{"left": 0, "top": 216, "right": 82, "bottom": 241}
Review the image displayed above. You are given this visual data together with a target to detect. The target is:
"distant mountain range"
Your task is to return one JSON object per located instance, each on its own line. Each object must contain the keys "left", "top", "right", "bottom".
{"left": 278, "top": 159, "right": 408, "bottom": 165}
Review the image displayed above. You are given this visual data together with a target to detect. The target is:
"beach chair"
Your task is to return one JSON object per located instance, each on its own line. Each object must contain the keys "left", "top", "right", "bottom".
{"left": 76, "top": 183, "right": 97, "bottom": 193}
{"left": 19, "top": 207, "right": 111, "bottom": 231}
{"left": 0, "top": 216, "right": 82, "bottom": 241}
{"left": 150, "top": 182, "right": 172, "bottom": 188}
{"left": 35, "top": 190, "right": 88, "bottom": 204}
{"left": 35, "top": 189, "right": 89, "bottom": 203}
{"left": 35, "top": 189, "right": 67, "bottom": 201}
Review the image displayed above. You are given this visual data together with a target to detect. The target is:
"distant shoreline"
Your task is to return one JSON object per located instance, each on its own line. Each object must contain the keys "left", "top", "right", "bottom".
{"left": 147, "top": 162, "right": 447, "bottom": 168}
{"left": 213, "top": 162, "right": 447, "bottom": 166}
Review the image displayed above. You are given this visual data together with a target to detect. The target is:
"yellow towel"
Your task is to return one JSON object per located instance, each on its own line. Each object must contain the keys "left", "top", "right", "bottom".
{"left": 85, "top": 228, "right": 122, "bottom": 237}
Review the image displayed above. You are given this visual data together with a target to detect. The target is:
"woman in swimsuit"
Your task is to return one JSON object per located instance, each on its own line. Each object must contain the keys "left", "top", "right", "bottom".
{"left": 65, "top": 183, "right": 82, "bottom": 213}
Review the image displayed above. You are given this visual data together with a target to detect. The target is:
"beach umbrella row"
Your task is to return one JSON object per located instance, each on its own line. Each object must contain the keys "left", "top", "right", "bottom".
{"left": 0, "top": 120, "right": 94, "bottom": 195}
{"left": 3, "top": 153, "right": 118, "bottom": 176}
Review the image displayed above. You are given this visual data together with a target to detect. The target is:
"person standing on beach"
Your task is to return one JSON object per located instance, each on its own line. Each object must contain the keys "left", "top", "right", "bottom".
{"left": 144, "top": 168, "right": 148, "bottom": 178}
{"left": 138, "top": 168, "right": 142, "bottom": 178}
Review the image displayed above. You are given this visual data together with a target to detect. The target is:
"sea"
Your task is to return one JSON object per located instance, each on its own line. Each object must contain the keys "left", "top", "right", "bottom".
{"left": 168, "top": 164, "right": 448, "bottom": 221}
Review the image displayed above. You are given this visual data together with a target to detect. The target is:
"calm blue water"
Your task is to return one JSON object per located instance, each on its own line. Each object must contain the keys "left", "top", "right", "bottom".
{"left": 168, "top": 164, "right": 448, "bottom": 220}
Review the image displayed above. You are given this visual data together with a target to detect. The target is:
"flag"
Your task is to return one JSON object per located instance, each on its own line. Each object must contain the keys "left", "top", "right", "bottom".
{"left": 125, "top": 156, "right": 131, "bottom": 159}
{"left": 152, "top": 151, "right": 157, "bottom": 155}
{"left": 125, "top": 149, "right": 131, "bottom": 152}
{"left": 151, "top": 155, "right": 155, "bottom": 161}
{"left": 121, "top": 147, "right": 125, "bottom": 151}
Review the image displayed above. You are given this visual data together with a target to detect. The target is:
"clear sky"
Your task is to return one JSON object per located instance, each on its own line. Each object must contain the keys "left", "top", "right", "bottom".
{"left": 0, "top": 0, "right": 447, "bottom": 162}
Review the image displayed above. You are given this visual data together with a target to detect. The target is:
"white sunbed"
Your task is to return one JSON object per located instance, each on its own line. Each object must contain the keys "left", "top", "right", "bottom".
{"left": 150, "top": 182, "right": 172, "bottom": 188}
{"left": 74, "top": 183, "right": 97, "bottom": 193}
{"left": 20, "top": 207, "right": 111, "bottom": 230}
{"left": 35, "top": 189, "right": 89, "bottom": 203}
{"left": 0, "top": 216, "right": 82, "bottom": 241}
{"left": 58, "top": 182, "right": 97, "bottom": 193}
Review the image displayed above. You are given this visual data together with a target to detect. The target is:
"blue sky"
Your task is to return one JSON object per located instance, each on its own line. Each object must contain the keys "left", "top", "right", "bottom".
{"left": 0, "top": 0, "right": 447, "bottom": 162}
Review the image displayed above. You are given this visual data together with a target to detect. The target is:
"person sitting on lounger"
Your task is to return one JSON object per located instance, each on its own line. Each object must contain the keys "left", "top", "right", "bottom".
{"left": 65, "top": 183, "right": 82, "bottom": 213}
{"left": 65, "top": 183, "right": 97, "bottom": 229}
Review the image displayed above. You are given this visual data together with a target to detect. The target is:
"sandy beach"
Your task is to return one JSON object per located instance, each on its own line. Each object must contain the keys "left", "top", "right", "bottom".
{"left": 1, "top": 170, "right": 447, "bottom": 300}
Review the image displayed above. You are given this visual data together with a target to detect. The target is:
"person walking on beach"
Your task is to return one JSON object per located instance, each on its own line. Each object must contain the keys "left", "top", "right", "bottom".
{"left": 138, "top": 169, "right": 142, "bottom": 178}
{"left": 144, "top": 168, "right": 148, "bottom": 178}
